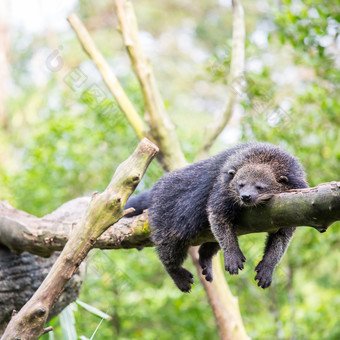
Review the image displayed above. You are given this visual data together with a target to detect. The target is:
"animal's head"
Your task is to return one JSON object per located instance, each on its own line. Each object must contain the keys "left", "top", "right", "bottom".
{"left": 227, "top": 163, "right": 289, "bottom": 207}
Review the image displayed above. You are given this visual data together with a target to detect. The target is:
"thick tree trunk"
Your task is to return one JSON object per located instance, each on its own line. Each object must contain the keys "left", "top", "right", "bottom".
{"left": 0, "top": 247, "right": 85, "bottom": 336}
{"left": 0, "top": 195, "right": 89, "bottom": 336}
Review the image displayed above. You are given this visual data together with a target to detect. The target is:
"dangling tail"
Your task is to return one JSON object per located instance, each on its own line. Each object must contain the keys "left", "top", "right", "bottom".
{"left": 124, "top": 190, "right": 151, "bottom": 217}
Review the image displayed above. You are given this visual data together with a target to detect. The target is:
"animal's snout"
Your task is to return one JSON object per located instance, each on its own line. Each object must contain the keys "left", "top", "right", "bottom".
{"left": 241, "top": 194, "right": 252, "bottom": 203}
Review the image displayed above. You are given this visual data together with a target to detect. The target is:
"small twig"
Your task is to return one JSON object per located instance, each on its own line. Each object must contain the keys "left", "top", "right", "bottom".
{"left": 40, "top": 326, "right": 53, "bottom": 336}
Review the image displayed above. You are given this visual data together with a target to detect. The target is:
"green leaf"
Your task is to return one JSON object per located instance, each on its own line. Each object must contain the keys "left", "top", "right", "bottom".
{"left": 76, "top": 300, "right": 112, "bottom": 320}
{"left": 59, "top": 305, "right": 77, "bottom": 340}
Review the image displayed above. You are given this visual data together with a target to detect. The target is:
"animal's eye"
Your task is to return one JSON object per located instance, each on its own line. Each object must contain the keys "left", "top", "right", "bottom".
{"left": 228, "top": 169, "right": 236, "bottom": 176}
{"left": 255, "top": 185, "right": 264, "bottom": 190}
{"left": 238, "top": 183, "right": 245, "bottom": 188}
{"left": 279, "top": 175, "right": 289, "bottom": 183}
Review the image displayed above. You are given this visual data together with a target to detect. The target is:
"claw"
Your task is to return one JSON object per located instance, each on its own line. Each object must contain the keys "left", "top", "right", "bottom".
{"left": 254, "top": 261, "right": 273, "bottom": 289}
{"left": 224, "top": 250, "right": 247, "bottom": 275}
{"left": 171, "top": 267, "right": 195, "bottom": 293}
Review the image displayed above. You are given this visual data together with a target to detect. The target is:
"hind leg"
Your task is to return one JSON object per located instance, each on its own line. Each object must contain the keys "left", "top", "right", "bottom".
{"left": 156, "top": 240, "right": 194, "bottom": 293}
{"left": 199, "top": 242, "right": 220, "bottom": 282}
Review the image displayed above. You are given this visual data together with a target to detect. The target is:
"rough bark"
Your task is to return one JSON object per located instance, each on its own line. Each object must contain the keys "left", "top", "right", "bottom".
{"left": 1, "top": 138, "right": 158, "bottom": 340}
{"left": 1, "top": 182, "right": 339, "bottom": 257}
{"left": 0, "top": 247, "right": 85, "bottom": 336}
{"left": 0, "top": 195, "right": 90, "bottom": 336}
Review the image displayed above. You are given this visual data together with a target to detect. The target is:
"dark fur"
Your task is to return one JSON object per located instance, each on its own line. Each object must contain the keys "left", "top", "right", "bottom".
{"left": 125, "top": 143, "right": 308, "bottom": 292}
{"left": 124, "top": 190, "right": 151, "bottom": 217}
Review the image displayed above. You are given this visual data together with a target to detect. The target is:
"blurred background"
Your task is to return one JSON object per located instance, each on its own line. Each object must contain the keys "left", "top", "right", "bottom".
{"left": 0, "top": 0, "right": 339, "bottom": 339}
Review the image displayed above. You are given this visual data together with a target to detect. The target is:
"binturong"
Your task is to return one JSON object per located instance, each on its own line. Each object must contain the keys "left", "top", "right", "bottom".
{"left": 125, "top": 143, "right": 309, "bottom": 292}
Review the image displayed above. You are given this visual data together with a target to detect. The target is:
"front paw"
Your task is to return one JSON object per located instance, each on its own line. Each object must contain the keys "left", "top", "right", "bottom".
{"left": 254, "top": 261, "right": 274, "bottom": 289}
{"left": 224, "top": 250, "right": 246, "bottom": 275}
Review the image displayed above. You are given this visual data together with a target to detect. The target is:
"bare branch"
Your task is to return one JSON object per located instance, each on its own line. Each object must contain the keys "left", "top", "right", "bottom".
{"left": 197, "top": 0, "right": 246, "bottom": 159}
{"left": 40, "top": 327, "right": 53, "bottom": 336}
{"left": 114, "top": 0, "right": 186, "bottom": 170}
{"left": 192, "top": 2, "right": 247, "bottom": 337}
{"left": 67, "top": 13, "right": 150, "bottom": 141}
{"left": 1, "top": 138, "right": 158, "bottom": 340}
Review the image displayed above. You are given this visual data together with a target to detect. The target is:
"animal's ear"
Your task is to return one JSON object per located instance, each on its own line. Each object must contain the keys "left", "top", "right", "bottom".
{"left": 228, "top": 169, "right": 236, "bottom": 176}
{"left": 279, "top": 175, "right": 289, "bottom": 183}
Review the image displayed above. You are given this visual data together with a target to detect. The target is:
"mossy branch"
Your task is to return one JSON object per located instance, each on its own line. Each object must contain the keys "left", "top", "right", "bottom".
{"left": 0, "top": 138, "right": 158, "bottom": 340}
{"left": 1, "top": 182, "right": 339, "bottom": 257}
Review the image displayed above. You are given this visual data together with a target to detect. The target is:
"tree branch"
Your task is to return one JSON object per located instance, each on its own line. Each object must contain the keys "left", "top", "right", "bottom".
{"left": 1, "top": 181, "right": 338, "bottom": 337}
{"left": 114, "top": 0, "right": 186, "bottom": 171}
{"left": 68, "top": 11, "right": 184, "bottom": 171}
{"left": 0, "top": 198, "right": 152, "bottom": 257}
{"left": 1, "top": 138, "right": 158, "bottom": 340}
{"left": 67, "top": 14, "right": 150, "bottom": 141}
{"left": 1, "top": 182, "right": 339, "bottom": 257}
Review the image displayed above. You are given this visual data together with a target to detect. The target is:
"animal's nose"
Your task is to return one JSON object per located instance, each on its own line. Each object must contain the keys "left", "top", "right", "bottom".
{"left": 241, "top": 194, "right": 252, "bottom": 203}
